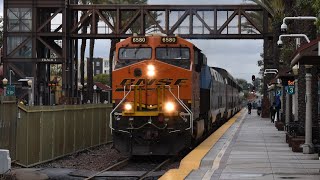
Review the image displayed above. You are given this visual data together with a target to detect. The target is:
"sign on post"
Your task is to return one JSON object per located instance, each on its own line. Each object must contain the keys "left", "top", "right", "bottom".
{"left": 286, "top": 85, "right": 295, "bottom": 95}
{"left": 6, "top": 85, "right": 15, "bottom": 96}
{"left": 276, "top": 90, "right": 282, "bottom": 96}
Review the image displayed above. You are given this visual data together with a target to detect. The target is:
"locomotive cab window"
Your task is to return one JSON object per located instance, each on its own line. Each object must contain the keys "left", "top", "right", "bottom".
{"left": 156, "top": 47, "right": 190, "bottom": 69}
{"left": 116, "top": 47, "right": 152, "bottom": 69}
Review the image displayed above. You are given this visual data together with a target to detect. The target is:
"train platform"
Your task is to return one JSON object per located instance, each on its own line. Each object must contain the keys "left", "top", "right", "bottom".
{"left": 161, "top": 109, "right": 320, "bottom": 180}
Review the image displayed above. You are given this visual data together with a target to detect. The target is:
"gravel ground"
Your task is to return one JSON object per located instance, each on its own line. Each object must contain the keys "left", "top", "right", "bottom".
{"left": 13, "top": 143, "right": 128, "bottom": 172}
{"left": 10, "top": 143, "right": 181, "bottom": 180}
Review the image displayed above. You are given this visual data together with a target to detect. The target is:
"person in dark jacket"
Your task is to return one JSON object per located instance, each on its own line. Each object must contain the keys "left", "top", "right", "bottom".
{"left": 270, "top": 102, "right": 276, "bottom": 123}
{"left": 247, "top": 101, "right": 252, "bottom": 114}
{"left": 275, "top": 96, "right": 281, "bottom": 121}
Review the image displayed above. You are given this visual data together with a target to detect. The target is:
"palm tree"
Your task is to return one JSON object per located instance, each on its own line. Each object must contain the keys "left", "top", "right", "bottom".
{"left": 242, "top": 0, "right": 285, "bottom": 33}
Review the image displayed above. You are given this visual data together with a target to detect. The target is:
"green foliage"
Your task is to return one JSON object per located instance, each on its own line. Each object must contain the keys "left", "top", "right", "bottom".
{"left": 235, "top": 78, "right": 248, "bottom": 90}
{"left": 295, "top": 0, "right": 314, "bottom": 11}
{"left": 50, "top": 64, "right": 62, "bottom": 76}
{"left": 295, "top": 0, "right": 320, "bottom": 32}
{"left": 279, "top": 41, "right": 295, "bottom": 67}
{"left": 0, "top": 17, "right": 3, "bottom": 48}
{"left": 248, "top": 0, "right": 285, "bottom": 21}
{"left": 93, "top": 73, "right": 110, "bottom": 85}
{"left": 312, "top": 0, "right": 320, "bottom": 30}
{"left": 242, "top": 0, "right": 285, "bottom": 33}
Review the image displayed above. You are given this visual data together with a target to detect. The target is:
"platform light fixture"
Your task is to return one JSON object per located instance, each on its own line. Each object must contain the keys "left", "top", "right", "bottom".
{"left": 277, "top": 34, "right": 310, "bottom": 48}
{"left": 281, "top": 16, "right": 318, "bottom": 33}
{"left": 263, "top": 69, "right": 278, "bottom": 76}
{"left": 2, "top": 78, "right": 8, "bottom": 86}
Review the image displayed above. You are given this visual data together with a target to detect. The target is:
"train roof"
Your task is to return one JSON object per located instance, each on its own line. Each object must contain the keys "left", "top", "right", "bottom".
{"left": 211, "top": 67, "right": 241, "bottom": 90}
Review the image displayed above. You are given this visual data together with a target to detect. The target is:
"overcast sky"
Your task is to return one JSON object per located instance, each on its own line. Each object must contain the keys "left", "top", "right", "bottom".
{"left": 1, "top": 0, "right": 262, "bottom": 82}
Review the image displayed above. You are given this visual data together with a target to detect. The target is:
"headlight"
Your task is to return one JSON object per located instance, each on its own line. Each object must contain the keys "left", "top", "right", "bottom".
{"left": 124, "top": 102, "right": 133, "bottom": 111}
{"left": 147, "top": 64, "right": 155, "bottom": 77}
{"left": 164, "top": 102, "right": 175, "bottom": 112}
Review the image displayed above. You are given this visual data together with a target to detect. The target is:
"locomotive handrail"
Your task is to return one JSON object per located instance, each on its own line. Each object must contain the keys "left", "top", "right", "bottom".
{"left": 128, "top": 122, "right": 168, "bottom": 130}
{"left": 110, "top": 84, "right": 193, "bottom": 134}
{"left": 165, "top": 85, "right": 193, "bottom": 134}
{"left": 109, "top": 85, "right": 137, "bottom": 134}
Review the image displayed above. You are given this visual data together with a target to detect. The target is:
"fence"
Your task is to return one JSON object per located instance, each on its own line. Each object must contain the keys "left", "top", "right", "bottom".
{"left": 1, "top": 101, "right": 113, "bottom": 167}
{"left": 0, "top": 96, "right": 17, "bottom": 160}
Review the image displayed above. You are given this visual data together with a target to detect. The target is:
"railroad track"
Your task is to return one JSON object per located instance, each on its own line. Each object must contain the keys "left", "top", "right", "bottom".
{"left": 84, "top": 157, "right": 173, "bottom": 180}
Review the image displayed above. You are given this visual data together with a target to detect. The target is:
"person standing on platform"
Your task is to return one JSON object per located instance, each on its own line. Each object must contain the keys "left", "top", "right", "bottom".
{"left": 275, "top": 96, "right": 281, "bottom": 122}
{"left": 257, "top": 100, "right": 262, "bottom": 116}
{"left": 270, "top": 102, "right": 276, "bottom": 123}
{"left": 247, "top": 101, "right": 252, "bottom": 114}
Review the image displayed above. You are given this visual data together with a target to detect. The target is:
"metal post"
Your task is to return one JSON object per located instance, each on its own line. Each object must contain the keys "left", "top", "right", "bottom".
{"left": 93, "top": 85, "right": 97, "bottom": 104}
{"left": 9, "top": 73, "right": 11, "bottom": 86}
{"left": 26, "top": 77, "right": 34, "bottom": 106}
{"left": 302, "top": 65, "right": 314, "bottom": 153}
{"left": 293, "top": 39, "right": 300, "bottom": 122}
{"left": 285, "top": 93, "right": 289, "bottom": 126}
{"left": 280, "top": 86, "right": 284, "bottom": 121}
{"left": 39, "top": 85, "right": 43, "bottom": 105}
{"left": 28, "top": 86, "right": 32, "bottom": 106}
{"left": 108, "top": 91, "right": 111, "bottom": 104}
{"left": 93, "top": 91, "right": 96, "bottom": 104}
{"left": 294, "top": 79, "right": 298, "bottom": 121}
{"left": 3, "top": 86, "right": 6, "bottom": 96}
{"left": 80, "top": 91, "right": 83, "bottom": 104}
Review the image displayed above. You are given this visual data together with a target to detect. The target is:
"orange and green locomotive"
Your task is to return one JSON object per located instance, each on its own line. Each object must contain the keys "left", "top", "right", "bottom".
{"left": 110, "top": 34, "right": 241, "bottom": 155}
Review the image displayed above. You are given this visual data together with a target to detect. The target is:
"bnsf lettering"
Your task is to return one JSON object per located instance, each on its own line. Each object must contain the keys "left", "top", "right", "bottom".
{"left": 119, "top": 79, "right": 135, "bottom": 86}
{"left": 156, "top": 79, "right": 173, "bottom": 85}
{"left": 174, "top": 79, "right": 188, "bottom": 85}
{"left": 116, "top": 78, "right": 188, "bottom": 91}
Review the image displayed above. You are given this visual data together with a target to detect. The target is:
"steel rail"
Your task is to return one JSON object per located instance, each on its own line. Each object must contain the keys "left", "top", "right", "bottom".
{"left": 84, "top": 157, "right": 130, "bottom": 180}
{"left": 138, "top": 158, "right": 172, "bottom": 180}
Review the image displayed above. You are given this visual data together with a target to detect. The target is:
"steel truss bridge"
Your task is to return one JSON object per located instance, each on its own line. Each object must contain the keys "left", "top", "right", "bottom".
{"left": 3, "top": 0, "right": 274, "bottom": 104}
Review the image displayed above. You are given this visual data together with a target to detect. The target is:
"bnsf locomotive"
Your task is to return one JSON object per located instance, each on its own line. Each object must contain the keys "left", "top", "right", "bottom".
{"left": 110, "top": 34, "right": 241, "bottom": 155}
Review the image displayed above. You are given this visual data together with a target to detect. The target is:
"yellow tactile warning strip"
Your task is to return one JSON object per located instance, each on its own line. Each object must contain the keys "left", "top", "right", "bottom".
{"left": 159, "top": 109, "right": 245, "bottom": 180}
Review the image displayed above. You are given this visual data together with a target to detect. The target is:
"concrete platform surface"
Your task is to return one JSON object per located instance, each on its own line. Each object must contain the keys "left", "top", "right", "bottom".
{"left": 187, "top": 110, "right": 320, "bottom": 180}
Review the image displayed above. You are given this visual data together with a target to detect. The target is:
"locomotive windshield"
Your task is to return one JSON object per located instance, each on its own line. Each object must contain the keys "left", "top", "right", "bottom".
{"left": 156, "top": 47, "right": 190, "bottom": 69}
{"left": 116, "top": 47, "right": 152, "bottom": 69}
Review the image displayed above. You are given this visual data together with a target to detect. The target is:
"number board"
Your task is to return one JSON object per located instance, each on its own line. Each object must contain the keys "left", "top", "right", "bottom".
{"left": 286, "top": 85, "right": 295, "bottom": 95}
{"left": 161, "top": 37, "right": 177, "bottom": 44}
{"left": 131, "top": 37, "right": 147, "bottom": 44}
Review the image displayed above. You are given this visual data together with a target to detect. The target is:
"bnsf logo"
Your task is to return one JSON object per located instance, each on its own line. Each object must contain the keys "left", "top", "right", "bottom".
{"left": 115, "top": 78, "right": 188, "bottom": 91}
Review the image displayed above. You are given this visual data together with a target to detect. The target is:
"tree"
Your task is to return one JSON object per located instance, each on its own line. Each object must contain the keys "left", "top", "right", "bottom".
{"left": 94, "top": 74, "right": 110, "bottom": 85}
{"left": 0, "top": 17, "right": 3, "bottom": 48}
{"left": 313, "top": 0, "right": 320, "bottom": 30}
{"left": 242, "top": 0, "right": 285, "bottom": 33}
